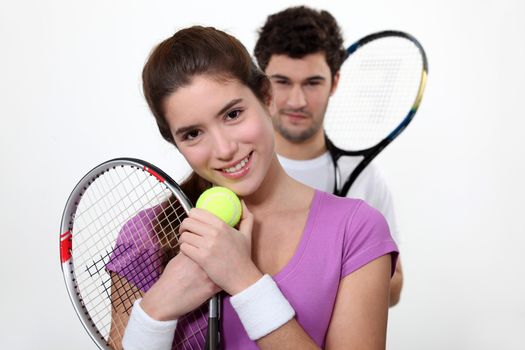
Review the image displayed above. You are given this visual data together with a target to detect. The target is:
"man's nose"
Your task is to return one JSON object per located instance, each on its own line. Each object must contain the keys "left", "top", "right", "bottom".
{"left": 287, "top": 84, "right": 307, "bottom": 109}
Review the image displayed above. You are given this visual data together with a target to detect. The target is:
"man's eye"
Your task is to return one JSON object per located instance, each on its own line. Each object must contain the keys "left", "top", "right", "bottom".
{"left": 306, "top": 80, "right": 321, "bottom": 86}
{"left": 274, "top": 79, "right": 290, "bottom": 85}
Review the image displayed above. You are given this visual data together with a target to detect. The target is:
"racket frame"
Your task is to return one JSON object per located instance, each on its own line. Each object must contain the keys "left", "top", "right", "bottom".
{"left": 326, "top": 30, "right": 428, "bottom": 197}
{"left": 59, "top": 158, "right": 200, "bottom": 349}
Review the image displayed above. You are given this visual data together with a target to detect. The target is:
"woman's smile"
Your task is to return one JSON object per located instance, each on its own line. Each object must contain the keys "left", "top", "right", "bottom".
{"left": 218, "top": 151, "right": 253, "bottom": 178}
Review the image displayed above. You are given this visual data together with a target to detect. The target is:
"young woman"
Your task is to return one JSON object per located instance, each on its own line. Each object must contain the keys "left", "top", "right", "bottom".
{"left": 108, "top": 26, "right": 398, "bottom": 350}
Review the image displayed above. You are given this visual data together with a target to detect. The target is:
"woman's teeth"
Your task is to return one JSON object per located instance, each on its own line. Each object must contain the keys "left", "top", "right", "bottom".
{"left": 223, "top": 155, "right": 249, "bottom": 173}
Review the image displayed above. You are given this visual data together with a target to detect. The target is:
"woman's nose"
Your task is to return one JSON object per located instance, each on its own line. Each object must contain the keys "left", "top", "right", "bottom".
{"left": 212, "top": 130, "right": 238, "bottom": 161}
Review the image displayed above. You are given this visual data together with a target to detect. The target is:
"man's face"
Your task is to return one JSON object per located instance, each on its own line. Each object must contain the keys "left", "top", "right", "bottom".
{"left": 265, "top": 52, "right": 338, "bottom": 143}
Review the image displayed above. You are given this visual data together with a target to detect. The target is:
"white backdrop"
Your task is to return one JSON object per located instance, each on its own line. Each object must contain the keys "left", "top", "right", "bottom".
{"left": 1, "top": 0, "right": 524, "bottom": 349}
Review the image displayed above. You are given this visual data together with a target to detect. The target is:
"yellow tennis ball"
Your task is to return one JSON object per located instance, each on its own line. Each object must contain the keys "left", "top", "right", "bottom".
{"left": 196, "top": 186, "right": 242, "bottom": 227}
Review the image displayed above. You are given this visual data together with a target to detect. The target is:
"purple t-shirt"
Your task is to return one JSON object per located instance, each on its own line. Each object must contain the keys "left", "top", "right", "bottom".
{"left": 221, "top": 190, "right": 398, "bottom": 349}
{"left": 106, "top": 190, "right": 398, "bottom": 349}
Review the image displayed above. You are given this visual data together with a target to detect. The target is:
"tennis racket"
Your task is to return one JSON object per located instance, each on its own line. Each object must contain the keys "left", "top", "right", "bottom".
{"left": 59, "top": 158, "right": 220, "bottom": 350}
{"left": 324, "top": 30, "right": 428, "bottom": 197}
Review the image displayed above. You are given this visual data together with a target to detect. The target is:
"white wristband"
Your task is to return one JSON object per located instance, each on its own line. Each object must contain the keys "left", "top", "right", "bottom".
{"left": 122, "top": 298, "right": 178, "bottom": 350}
{"left": 230, "top": 274, "right": 295, "bottom": 340}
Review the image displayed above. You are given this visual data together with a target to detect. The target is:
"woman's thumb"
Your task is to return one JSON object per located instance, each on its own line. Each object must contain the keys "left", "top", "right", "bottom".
{"left": 238, "top": 200, "right": 254, "bottom": 240}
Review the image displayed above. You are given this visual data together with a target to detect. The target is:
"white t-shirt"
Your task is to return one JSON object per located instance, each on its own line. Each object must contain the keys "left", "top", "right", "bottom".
{"left": 278, "top": 152, "right": 400, "bottom": 244}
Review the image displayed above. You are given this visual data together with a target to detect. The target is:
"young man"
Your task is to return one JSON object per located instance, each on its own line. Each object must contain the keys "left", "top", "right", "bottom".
{"left": 254, "top": 6, "right": 403, "bottom": 306}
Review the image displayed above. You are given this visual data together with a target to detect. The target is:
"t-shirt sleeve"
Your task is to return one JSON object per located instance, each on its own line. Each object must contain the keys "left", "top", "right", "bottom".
{"left": 341, "top": 201, "right": 399, "bottom": 278}
{"left": 105, "top": 208, "right": 164, "bottom": 292}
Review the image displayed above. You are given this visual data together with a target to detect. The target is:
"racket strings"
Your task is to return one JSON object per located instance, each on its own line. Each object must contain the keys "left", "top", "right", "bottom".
{"left": 155, "top": 195, "right": 189, "bottom": 252}
{"left": 173, "top": 304, "right": 209, "bottom": 349}
{"left": 107, "top": 272, "right": 144, "bottom": 347}
{"left": 325, "top": 37, "right": 425, "bottom": 150}
{"left": 74, "top": 170, "right": 158, "bottom": 268}
{"left": 74, "top": 168, "right": 164, "bottom": 289}
{"left": 75, "top": 166, "right": 170, "bottom": 262}
{"left": 110, "top": 274, "right": 141, "bottom": 311}
{"left": 68, "top": 164, "right": 209, "bottom": 348}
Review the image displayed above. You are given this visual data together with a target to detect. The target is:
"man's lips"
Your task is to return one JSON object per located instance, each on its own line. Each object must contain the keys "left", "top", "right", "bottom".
{"left": 282, "top": 112, "right": 309, "bottom": 123}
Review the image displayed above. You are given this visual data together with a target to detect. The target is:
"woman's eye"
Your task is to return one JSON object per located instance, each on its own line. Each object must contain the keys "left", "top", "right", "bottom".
{"left": 184, "top": 129, "right": 201, "bottom": 141}
{"left": 226, "top": 109, "right": 242, "bottom": 120}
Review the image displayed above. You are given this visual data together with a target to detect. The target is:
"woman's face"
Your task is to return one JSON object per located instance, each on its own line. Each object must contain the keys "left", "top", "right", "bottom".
{"left": 164, "top": 75, "right": 276, "bottom": 196}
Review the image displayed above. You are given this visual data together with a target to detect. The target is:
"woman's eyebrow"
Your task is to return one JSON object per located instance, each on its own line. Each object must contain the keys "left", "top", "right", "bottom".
{"left": 216, "top": 98, "right": 243, "bottom": 117}
{"left": 173, "top": 98, "right": 244, "bottom": 137}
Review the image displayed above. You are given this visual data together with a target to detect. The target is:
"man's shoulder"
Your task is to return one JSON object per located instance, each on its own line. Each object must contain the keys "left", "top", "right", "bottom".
{"left": 277, "top": 152, "right": 332, "bottom": 170}
{"left": 343, "top": 160, "right": 392, "bottom": 203}
{"left": 338, "top": 157, "right": 385, "bottom": 182}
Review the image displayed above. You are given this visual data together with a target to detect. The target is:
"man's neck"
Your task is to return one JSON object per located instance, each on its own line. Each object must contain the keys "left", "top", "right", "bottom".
{"left": 275, "top": 130, "right": 327, "bottom": 160}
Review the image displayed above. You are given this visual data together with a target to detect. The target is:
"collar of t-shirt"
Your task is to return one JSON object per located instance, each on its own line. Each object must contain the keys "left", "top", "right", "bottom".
{"left": 277, "top": 152, "right": 334, "bottom": 192}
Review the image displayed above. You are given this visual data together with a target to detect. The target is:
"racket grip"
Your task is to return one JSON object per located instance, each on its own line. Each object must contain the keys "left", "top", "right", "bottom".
{"left": 205, "top": 295, "right": 220, "bottom": 350}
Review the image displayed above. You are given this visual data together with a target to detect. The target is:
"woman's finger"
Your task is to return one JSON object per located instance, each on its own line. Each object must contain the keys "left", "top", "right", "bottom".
{"left": 179, "top": 215, "right": 219, "bottom": 238}
{"left": 179, "top": 231, "right": 203, "bottom": 249}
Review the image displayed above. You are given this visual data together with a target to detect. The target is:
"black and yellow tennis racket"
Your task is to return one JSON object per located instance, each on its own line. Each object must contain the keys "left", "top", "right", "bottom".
{"left": 325, "top": 30, "right": 428, "bottom": 196}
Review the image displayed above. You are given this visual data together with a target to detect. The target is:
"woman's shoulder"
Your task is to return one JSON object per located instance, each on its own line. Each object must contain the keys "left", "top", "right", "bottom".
{"left": 314, "top": 190, "right": 399, "bottom": 277}
{"left": 313, "top": 190, "right": 390, "bottom": 239}
{"left": 314, "top": 190, "right": 372, "bottom": 218}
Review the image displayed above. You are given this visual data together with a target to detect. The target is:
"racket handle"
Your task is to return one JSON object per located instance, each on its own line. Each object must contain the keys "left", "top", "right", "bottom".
{"left": 205, "top": 295, "right": 220, "bottom": 350}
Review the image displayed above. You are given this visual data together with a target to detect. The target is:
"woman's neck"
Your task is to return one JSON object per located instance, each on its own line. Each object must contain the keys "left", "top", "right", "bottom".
{"left": 243, "top": 153, "right": 312, "bottom": 216}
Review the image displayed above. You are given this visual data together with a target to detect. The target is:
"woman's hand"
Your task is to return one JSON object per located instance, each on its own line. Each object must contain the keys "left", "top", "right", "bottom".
{"left": 140, "top": 253, "right": 220, "bottom": 321}
{"left": 179, "top": 201, "right": 263, "bottom": 295}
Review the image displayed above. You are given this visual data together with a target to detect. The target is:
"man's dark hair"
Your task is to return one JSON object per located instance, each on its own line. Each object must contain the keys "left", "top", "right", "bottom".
{"left": 254, "top": 6, "right": 347, "bottom": 77}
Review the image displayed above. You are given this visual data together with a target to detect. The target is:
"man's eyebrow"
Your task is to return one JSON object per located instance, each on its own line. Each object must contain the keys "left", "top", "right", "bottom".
{"left": 305, "top": 75, "right": 326, "bottom": 81}
{"left": 269, "top": 74, "right": 326, "bottom": 82}
{"left": 269, "top": 74, "right": 291, "bottom": 80}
